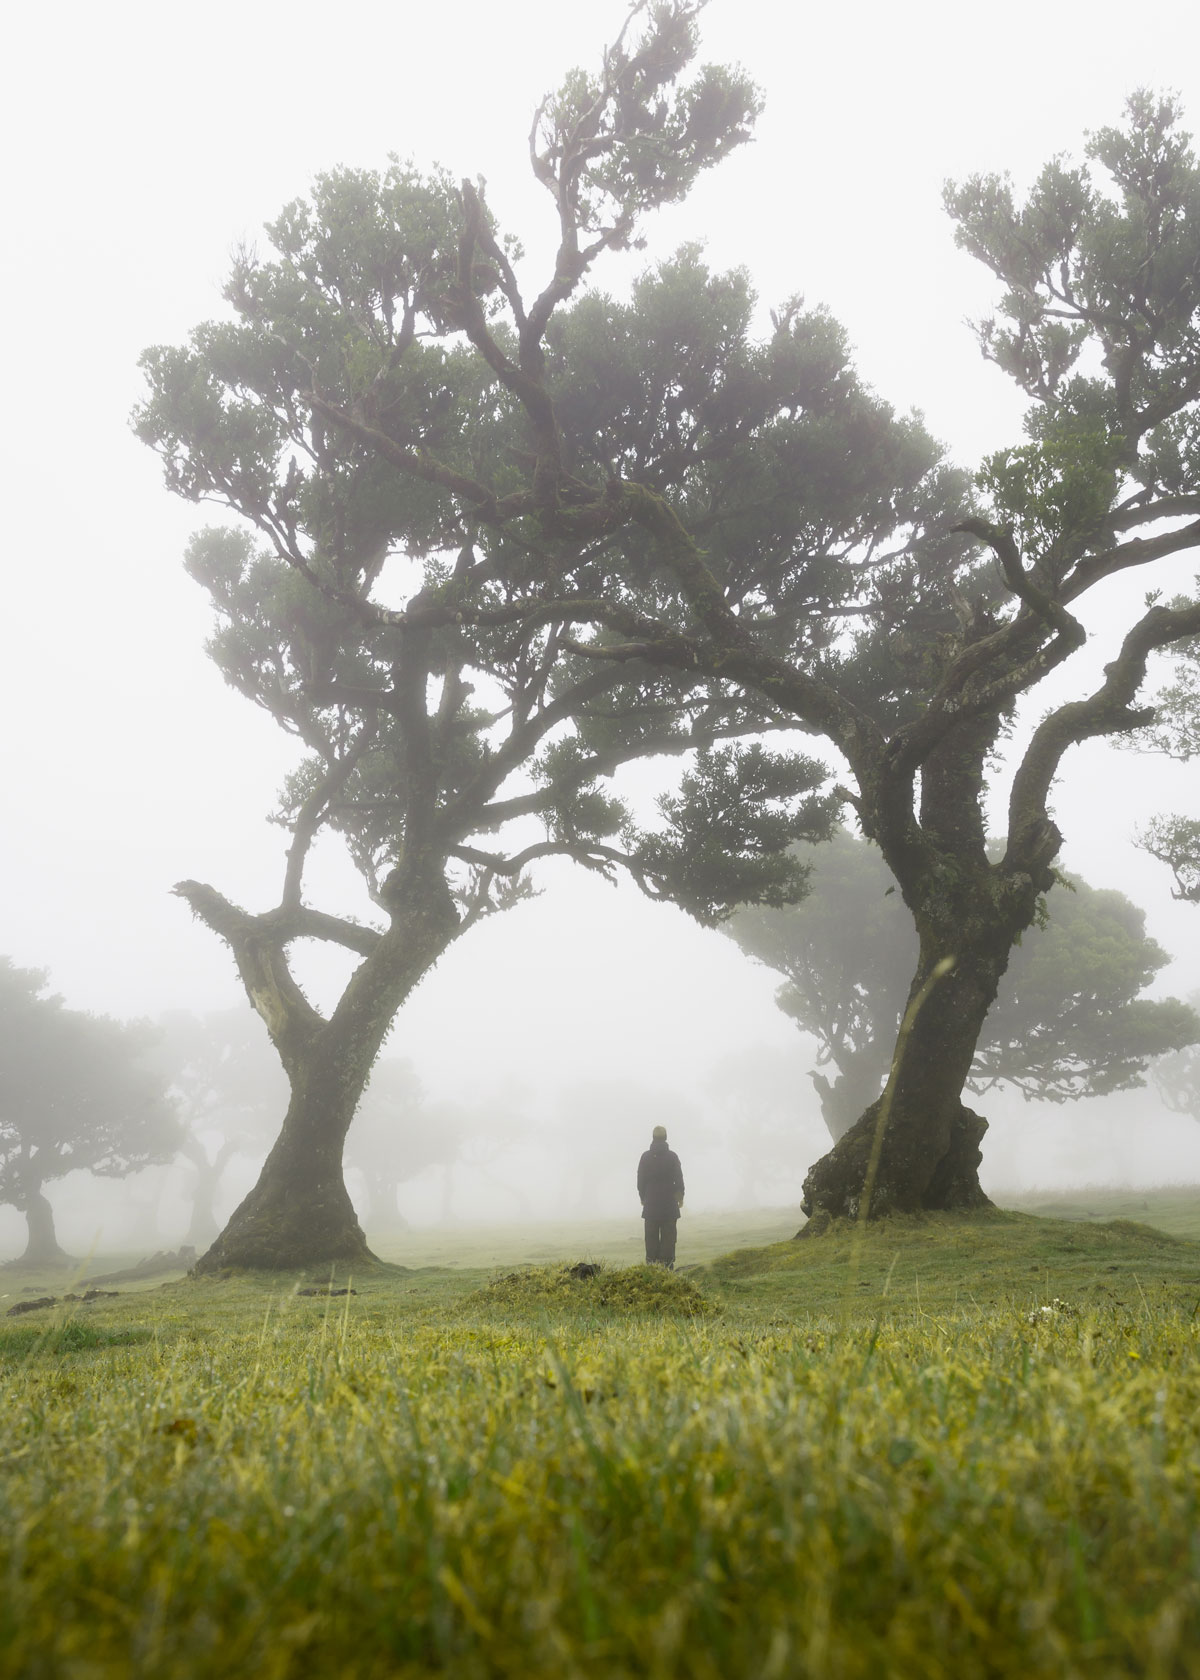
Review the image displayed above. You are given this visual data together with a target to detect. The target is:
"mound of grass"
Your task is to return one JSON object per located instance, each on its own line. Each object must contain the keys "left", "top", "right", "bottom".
{"left": 464, "top": 1261, "right": 720, "bottom": 1317}
{"left": 705, "top": 1208, "right": 1200, "bottom": 1322}
{"left": 1001, "top": 1184, "right": 1200, "bottom": 1240}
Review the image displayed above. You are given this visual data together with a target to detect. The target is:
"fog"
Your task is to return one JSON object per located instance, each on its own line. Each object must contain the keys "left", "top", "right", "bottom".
{"left": 3, "top": 0, "right": 1200, "bottom": 1261}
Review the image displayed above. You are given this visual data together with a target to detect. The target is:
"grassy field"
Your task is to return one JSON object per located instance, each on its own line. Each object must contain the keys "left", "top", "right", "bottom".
{"left": 2, "top": 1194, "right": 1200, "bottom": 1678}
{"left": 1000, "top": 1184, "right": 1200, "bottom": 1241}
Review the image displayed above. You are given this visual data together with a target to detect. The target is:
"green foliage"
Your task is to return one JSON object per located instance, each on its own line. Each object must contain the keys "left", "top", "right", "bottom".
{"left": 946, "top": 91, "right": 1200, "bottom": 486}
{"left": 977, "top": 419, "right": 1124, "bottom": 576}
{"left": 543, "top": 246, "right": 976, "bottom": 709}
{"left": 133, "top": 10, "right": 861, "bottom": 946}
{"left": 2, "top": 1216, "right": 1200, "bottom": 1677}
{"left": 632, "top": 744, "right": 837, "bottom": 924}
{"left": 534, "top": 737, "right": 631, "bottom": 844}
{"left": 1140, "top": 812, "right": 1200, "bottom": 902}
{"left": 532, "top": 4, "right": 762, "bottom": 249}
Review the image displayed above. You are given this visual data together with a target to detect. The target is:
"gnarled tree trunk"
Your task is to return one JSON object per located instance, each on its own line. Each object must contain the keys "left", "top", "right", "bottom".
{"left": 182, "top": 858, "right": 460, "bottom": 1273}
{"left": 801, "top": 938, "right": 1003, "bottom": 1219}
{"left": 20, "top": 1187, "right": 71, "bottom": 1267}
{"left": 801, "top": 719, "right": 1055, "bottom": 1224}
{"left": 195, "top": 1054, "right": 374, "bottom": 1270}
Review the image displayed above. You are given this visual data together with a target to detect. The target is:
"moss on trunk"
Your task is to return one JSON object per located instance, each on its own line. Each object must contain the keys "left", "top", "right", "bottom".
{"left": 193, "top": 1063, "right": 374, "bottom": 1273}
{"left": 800, "top": 933, "right": 1006, "bottom": 1222}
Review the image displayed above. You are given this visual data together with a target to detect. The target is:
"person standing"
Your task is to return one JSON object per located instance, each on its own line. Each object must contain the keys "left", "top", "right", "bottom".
{"left": 637, "top": 1125, "right": 685, "bottom": 1268}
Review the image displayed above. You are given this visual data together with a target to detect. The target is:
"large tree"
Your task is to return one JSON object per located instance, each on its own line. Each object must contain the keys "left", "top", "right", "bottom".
{"left": 0, "top": 959, "right": 179, "bottom": 1266}
{"left": 135, "top": 2, "right": 852, "bottom": 1270}
{"left": 728, "top": 829, "right": 1199, "bottom": 1142}
{"left": 314, "top": 83, "right": 1200, "bottom": 1223}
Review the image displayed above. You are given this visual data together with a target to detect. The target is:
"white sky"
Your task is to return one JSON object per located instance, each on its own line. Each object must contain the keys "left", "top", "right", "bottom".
{"left": 3, "top": 0, "right": 1200, "bottom": 1195}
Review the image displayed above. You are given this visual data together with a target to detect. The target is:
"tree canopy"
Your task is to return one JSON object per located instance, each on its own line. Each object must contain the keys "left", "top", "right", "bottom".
{"left": 0, "top": 959, "right": 179, "bottom": 1264}
{"left": 727, "top": 830, "right": 1200, "bottom": 1140}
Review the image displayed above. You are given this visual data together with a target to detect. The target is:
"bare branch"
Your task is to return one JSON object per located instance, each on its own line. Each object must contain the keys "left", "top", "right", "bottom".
{"left": 1064, "top": 516, "right": 1200, "bottom": 599}
{"left": 172, "top": 881, "right": 326, "bottom": 1063}
{"left": 281, "top": 728, "right": 378, "bottom": 910}
{"left": 1008, "top": 597, "right": 1200, "bottom": 863}
{"left": 953, "top": 517, "right": 1085, "bottom": 643}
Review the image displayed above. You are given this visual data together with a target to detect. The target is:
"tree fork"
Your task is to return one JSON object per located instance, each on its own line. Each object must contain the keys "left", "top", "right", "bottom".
{"left": 187, "top": 870, "right": 460, "bottom": 1273}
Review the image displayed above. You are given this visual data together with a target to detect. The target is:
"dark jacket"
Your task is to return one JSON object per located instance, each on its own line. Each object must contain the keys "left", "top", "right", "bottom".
{"left": 637, "top": 1140, "right": 685, "bottom": 1221}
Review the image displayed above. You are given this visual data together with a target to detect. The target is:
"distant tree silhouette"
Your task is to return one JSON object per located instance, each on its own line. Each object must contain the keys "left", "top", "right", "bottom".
{"left": 150, "top": 1010, "right": 286, "bottom": 1248}
{"left": 0, "top": 959, "right": 178, "bottom": 1265}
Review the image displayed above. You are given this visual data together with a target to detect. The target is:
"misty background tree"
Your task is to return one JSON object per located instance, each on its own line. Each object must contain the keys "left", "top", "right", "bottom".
{"left": 0, "top": 959, "right": 179, "bottom": 1266}
{"left": 134, "top": 2, "right": 840, "bottom": 1271}
{"left": 1153, "top": 995, "right": 1200, "bottom": 1125}
{"left": 727, "top": 828, "right": 1199, "bottom": 1142}
{"left": 342, "top": 1058, "right": 465, "bottom": 1228}
{"left": 149, "top": 1010, "right": 286, "bottom": 1249}
{"left": 1131, "top": 625, "right": 1200, "bottom": 900}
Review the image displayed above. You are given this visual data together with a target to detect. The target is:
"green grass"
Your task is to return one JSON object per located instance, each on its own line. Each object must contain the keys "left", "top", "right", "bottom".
{"left": 368, "top": 1204, "right": 808, "bottom": 1270}
{"left": 3, "top": 1205, "right": 1200, "bottom": 1677}
{"left": 1002, "top": 1184, "right": 1200, "bottom": 1240}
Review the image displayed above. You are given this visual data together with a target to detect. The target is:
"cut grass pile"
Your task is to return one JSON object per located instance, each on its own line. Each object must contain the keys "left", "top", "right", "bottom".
{"left": 1, "top": 1214, "right": 1199, "bottom": 1677}
{"left": 464, "top": 1261, "right": 719, "bottom": 1316}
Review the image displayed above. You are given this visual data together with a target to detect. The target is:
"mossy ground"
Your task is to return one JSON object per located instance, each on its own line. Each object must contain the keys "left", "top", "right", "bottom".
{"left": 2, "top": 1191, "right": 1199, "bottom": 1678}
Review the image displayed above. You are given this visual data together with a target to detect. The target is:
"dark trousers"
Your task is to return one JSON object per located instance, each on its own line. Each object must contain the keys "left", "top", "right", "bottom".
{"left": 644, "top": 1217, "right": 678, "bottom": 1268}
